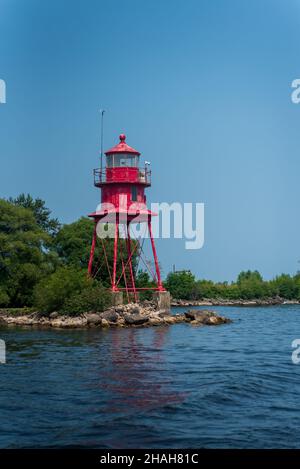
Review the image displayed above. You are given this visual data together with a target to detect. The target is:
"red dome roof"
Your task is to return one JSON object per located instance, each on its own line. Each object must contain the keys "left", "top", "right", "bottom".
{"left": 105, "top": 134, "right": 140, "bottom": 156}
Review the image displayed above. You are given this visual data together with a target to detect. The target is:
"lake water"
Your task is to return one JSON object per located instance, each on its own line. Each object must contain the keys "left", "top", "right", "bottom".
{"left": 1, "top": 305, "right": 300, "bottom": 448}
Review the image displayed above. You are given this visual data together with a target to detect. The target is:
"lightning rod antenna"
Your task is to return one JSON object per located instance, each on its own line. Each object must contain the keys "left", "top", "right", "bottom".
{"left": 100, "top": 109, "right": 105, "bottom": 171}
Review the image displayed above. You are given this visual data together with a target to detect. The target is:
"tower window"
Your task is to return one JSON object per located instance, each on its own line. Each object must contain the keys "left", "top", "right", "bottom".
{"left": 131, "top": 186, "right": 137, "bottom": 202}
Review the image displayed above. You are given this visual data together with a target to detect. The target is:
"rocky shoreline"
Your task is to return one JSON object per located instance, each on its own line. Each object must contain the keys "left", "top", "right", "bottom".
{"left": 0, "top": 303, "right": 231, "bottom": 329}
{"left": 171, "top": 297, "right": 300, "bottom": 307}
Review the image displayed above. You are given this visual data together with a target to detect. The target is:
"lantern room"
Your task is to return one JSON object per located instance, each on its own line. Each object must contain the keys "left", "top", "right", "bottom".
{"left": 93, "top": 134, "right": 151, "bottom": 211}
{"left": 94, "top": 134, "right": 151, "bottom": 187}
{"left": 105, "top": 133, "right": 140, "bottom": 168}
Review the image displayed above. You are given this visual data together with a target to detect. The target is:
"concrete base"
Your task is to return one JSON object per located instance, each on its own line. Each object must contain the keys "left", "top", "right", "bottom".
{"left": 153, "top": 291, "right": 171, "bottom": 313}
{"left": 111, "top": 291, "right": 123, "bottom": 306}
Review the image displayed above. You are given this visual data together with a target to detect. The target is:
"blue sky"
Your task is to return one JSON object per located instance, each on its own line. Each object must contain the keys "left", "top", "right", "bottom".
{"left": 1, "top": 0, "right": 300, "bottom": 281}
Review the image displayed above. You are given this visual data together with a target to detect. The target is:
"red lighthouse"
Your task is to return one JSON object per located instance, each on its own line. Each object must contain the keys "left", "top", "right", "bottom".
{"left": 88, "top": 133, "right": 167, "bottom": 305}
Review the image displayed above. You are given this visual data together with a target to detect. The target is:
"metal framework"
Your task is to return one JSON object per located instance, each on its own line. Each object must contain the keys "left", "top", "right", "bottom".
{"left": 88, "top": 217, "right": 164, "bottom": 302}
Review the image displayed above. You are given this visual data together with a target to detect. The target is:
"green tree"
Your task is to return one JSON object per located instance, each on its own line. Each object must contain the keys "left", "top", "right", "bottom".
{"left": 62, "top": 282, "right": 111, "bottom": 315}
{"left": 54, "top": 217, "right": 94, "bottom": 268}
{"left": 223, "top": 283, "right": 241, "bottom": 299}
{"left": 34, "top": 266, "right": 111, "bottom": 314}
{"left": 0, "top": 199, "right": 56, "bottom": 307}
{"left": 34, "top": 266, "right": 87, "bottom": 312}
{"left": 135, "top": 270, "right": 156, "bottom": 300}
{"left": 270, "top": 274, "right": 298, "bottom": 300}
{"left": 54, "top": 217, "right": 139, "bottom": 286}
{"left": 193, "top": 279, "right": 218, "bottom": 299}
{"left": 235, "top": 270, "right": 269, "bottom": 299}
{"left": 164, "top": 271, "right": 196, "bottom": 299}
{"left": 9, "top": 193, "right": 60, "bottom": 236}
{"left": 237, "top": 270, "right": 263, "bottom": 284}
{"left": 293, "top": 272, "right": 300, "bottom": 300}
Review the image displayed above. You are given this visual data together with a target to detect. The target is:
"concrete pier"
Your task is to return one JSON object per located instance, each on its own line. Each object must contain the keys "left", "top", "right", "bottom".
{"left": 111, "top": 291, "right": 123, "bottom": 306}
{"left": 153, "top": 291, "right": 171, "bottom": 313}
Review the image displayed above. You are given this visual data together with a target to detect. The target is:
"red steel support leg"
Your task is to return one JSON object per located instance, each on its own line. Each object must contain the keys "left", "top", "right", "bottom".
{"left": 88, "top": 222, "right": 97, "bottom": 277}
{"left": 112, "top": 221, "right": 119, "bottom": 291}
{"left": 126, "top": 222, "right": 137, "bottom": 302}
{"left": 148, "top": 218, "right": 164, "bottom": 291}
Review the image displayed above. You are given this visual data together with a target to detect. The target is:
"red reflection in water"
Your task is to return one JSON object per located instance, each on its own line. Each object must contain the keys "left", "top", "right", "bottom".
{"left": 97, "top": 328, "right": 187, "bottom": 413}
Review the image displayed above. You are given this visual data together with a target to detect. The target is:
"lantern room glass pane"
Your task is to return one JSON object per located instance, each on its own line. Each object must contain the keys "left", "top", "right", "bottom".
{"left": 106, "top": 153, "right": 139, "bottom": 168}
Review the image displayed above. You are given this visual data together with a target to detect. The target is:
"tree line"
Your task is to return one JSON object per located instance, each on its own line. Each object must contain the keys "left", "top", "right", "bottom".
{"left": 0, "top": 194, "right": 299, "bottom": 314}
{"left": 164, "top": 269, "right": 300, "bottom": 301}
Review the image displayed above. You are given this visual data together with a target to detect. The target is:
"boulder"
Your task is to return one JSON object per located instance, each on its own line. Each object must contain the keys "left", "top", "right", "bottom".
{"left": 148, "top": 317, "right": 163, "bottom": 326}
{"left": 184, "top": 309, "right": 231, "bottom": 325}
{"left": 204, "top": 315, "right": 231, "bottom": 325}
{"left": 49, "top": 312, "right": 59, "bottom": 319}
{"left": 116, "top": 317, "right": 125, "bottom": 326}
{"left": 127, "top": 305, "right": 141, "bottom": 315}
{"left": 100, "top": 310, "right": 119, "bottom": 322}
{"left": 62, "top": 317, "right": 87, "bottom": 328}
{"left": 184, "top": 309, "right": 215, "bottom": 321}
{"left": 174, "top": 314, "right": 187, "bottom": 323}
{"left": 86, "top": 313, "right": 102, "bottom": 326}
{"left": 124, "top": 314, "right": 149, "bottom": 326}
{"left": 205, "top": 316, "right": 221, "bottom": 325}
{"left": 162, "top": 316, "right": 177, "bottom": 325}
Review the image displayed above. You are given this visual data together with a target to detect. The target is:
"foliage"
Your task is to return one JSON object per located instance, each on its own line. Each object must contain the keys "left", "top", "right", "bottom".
{"left": 237, "top": 270, "right": 263, "bottom": 284}
{"left": 0, "top": 288, "right": 9, "bottom": 307}
{"left": 235, "top": 270, "right": 268, "bottom": 299}
{"left": 61, "top": 282, "right": 111, "bottom": 315}
{"left": 269, "top": 274, "right": 299, "bottom": 300}
{"left": 0, "top": 199, "right": 57, "bottom": 307}
{"left": 33, "top": 266, "right": 111, "bottom": 314}
{"left": 54, "top": 217, "right": 94, "bottom": 269}
{"left": 0, "top": 307, "right": 35, "bottom": 316}
{"left": 9, "top": 193, "right": 60, "bottom": 237}
{"left": 135, "top": 270, "right": 156, "bottom": 300}
{"left": 164, "top": 271, "right": 196, "bottom": 300}
{"left": 54, "top": 217, "right": 139, "bottom": 286}
{"left": 33, "top": 266, "right": 88, "bottom": 313}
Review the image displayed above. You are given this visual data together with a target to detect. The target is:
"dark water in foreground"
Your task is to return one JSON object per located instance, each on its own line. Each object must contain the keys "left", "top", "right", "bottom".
{"left": 1, "top": 305, "right": 300, "bottom": 448}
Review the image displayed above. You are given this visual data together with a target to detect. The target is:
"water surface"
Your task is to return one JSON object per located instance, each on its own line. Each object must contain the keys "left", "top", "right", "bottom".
{"left": 1, "top": 305, "right": 300, "bottom": 448}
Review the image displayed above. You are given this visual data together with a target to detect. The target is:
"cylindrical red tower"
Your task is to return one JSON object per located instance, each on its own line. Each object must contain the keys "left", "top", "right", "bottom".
{"left": 88, "top": 133, "right": 165, "bottom": 302}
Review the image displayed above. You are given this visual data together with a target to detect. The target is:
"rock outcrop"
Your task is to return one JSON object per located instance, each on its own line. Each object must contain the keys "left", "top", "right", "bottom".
{"left": 0, "top": 304, "right": 231, "bottom": 329}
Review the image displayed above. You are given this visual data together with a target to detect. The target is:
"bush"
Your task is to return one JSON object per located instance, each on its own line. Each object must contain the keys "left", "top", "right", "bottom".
{"left": 34, "top": 266, "right": 111, "bottom": 314}
{"left": 61, "top": 283, "right": 111, "bottom": 315}
{"left": 34, "top": 266, "right": 87, "bottom": 313}
{"left": 164, "top": 271, "right": 196, "bottom": 299}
